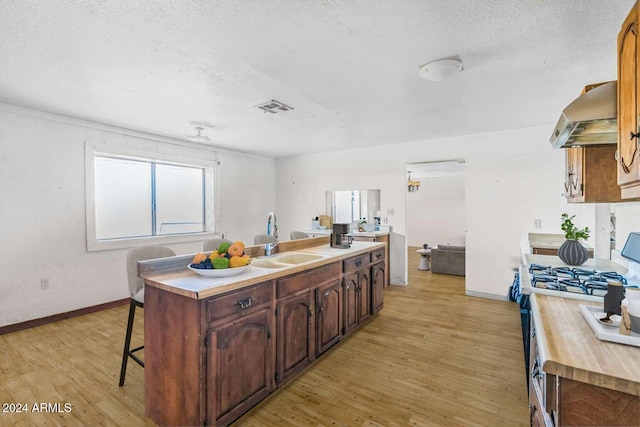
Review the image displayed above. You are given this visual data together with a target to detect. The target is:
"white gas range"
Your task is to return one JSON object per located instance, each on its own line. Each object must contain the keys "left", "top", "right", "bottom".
{"left": 519, "top": 253, "right": 639, "bottom": 303}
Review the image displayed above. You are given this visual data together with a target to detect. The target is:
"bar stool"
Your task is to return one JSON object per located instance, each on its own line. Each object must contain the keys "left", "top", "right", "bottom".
{"left": 119, "top": 245, "right": 175, "bottom": 386}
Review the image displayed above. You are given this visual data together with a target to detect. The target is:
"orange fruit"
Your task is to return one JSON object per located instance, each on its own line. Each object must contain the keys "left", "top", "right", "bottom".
{"left": 209, "top": 250, "right": 220, "bottom": 259}
{"left": 192, "top": 253, "right": 207, "bottom": 264}
{"left": 228, "top": 243, "right": 244, "bottom": 257}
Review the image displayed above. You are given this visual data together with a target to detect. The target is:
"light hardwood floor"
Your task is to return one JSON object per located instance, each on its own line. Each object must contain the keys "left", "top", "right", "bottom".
{"left": 0, "top": 248, "right": 528, "bottom": 426}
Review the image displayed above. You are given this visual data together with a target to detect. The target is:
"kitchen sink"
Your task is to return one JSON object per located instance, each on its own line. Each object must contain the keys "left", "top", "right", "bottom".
{"left": 251, "top": 258, "right": 290, "bottom": 269}
{"left": 272, "top": 253, "right": 324, "bottom": 264}
{"left": 251, "top": 252, "right": 325, "bottom": 269}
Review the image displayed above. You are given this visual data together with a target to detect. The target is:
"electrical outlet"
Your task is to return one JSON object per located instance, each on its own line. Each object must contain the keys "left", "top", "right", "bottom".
{"left": 534, "top": 219, "right": 542, "bottom": 229}
{"left": 387, "top": 208, "right": 394, "bottom": 216}
{"left": 41, "top": 278, "right": 50, "bottom": 290}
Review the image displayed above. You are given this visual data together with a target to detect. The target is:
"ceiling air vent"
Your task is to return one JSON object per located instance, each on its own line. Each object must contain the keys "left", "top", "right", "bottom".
{"left": 254, "top": 99, "right": 294, "bottom": 114}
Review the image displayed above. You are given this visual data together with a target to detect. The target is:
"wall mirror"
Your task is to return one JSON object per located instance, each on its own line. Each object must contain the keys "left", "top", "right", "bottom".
{"left": 325, "top": 189, "right": 381, "bottom": 224}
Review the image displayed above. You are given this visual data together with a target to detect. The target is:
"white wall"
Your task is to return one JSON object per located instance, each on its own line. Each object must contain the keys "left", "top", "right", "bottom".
{"left": 0, "top": 106, "right": 276, "bottom": 327}
{"left": 276, "top": 124, "right": 598, "bottom": 296}
{"left": 612, "top": 202, "right": 640, "bottom": 254}
{"left": 406, "top": 175, "right": 466, "bottom": 247}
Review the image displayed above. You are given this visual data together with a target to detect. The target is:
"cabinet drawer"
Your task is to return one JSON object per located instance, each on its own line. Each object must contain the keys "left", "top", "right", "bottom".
{"left": 277, "top": 263, "right": 341, "bottom": 298}
{"left": 206, "top": 281, "right": 272, "bottom": 323}
{"left": 343, "top": 254, "right": 369, "bottom": 273}
{"left": 371, "top": 248, "right": 385, "bottom": 263}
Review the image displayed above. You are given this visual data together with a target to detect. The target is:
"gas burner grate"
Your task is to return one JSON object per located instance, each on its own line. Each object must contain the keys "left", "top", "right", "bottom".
{"left": 532, "top": 274, "right": 557, "bottom": 286}
{"left": 557, "top": 278, "right": 585, "bottom": 293}
{"left": 599, "top": 272, "right": 628, "bottom": 285}
{"left": 529, "top": 264, "right": 551, "bottom": 274}
{"left": 572, "top": 268, "right": 598, "bottom": 280}
{"left": 552, "top": 266, "right": 575, "bottom": 277}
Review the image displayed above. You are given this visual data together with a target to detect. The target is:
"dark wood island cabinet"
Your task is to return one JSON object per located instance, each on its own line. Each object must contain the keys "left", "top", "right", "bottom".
{"left": 140, "top": 241, "right": 386, "bottom": 427}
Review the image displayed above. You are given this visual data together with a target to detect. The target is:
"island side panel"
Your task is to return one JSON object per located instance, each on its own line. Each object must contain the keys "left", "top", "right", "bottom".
{"left": 145, "top": 285, "right": 203, "bottom": 426}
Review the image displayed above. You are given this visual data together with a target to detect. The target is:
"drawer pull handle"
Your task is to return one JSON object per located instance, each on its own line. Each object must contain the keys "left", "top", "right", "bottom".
{"left": 376, "top": 253, "right": 382, "bottom": 258}
{"left": 236, "top": 296, "right": 255, "bottom": 309}
{"left": 355, "top": 260, "right": 362, "bottom": 267}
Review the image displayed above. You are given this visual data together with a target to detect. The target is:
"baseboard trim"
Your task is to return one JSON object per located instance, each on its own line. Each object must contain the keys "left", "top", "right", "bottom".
{"left": 0, "top": 298, "right": 129, "bottom": 335}
{"left": 465, "top": 290, "right": 508, "bottom": 301}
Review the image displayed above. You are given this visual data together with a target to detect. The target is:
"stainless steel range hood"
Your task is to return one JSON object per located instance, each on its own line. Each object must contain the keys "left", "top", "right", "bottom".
{"left": 549, "top": 81, "right": 617, "bottom": 148}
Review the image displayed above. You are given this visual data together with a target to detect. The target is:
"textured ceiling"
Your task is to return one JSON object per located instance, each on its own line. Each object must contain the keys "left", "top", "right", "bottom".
{"left": 0, "top": 0, "right": 634, "bottom": 158}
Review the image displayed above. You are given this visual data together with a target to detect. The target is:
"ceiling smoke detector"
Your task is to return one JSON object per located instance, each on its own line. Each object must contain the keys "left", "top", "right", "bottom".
{"left": 254, "top": 99, "right": 294, "bottom": 114}
{"left": 418, "top": 57, "right": 463, "bottom": 81}
{"left": 186, "top": 126, "right": 212, "bottom": 142}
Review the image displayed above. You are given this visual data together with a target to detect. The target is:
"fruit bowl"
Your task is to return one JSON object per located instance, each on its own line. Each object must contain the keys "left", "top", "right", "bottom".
{"left": 187, "top": 264, "right": 251, "bottom": 278}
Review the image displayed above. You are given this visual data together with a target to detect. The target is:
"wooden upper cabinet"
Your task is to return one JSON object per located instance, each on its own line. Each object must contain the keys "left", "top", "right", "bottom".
{"left": 618, "top": 1, "right": 640, "bottom": 198}
{"left": 564, "top": 145, "right": 622, "bottom": 203}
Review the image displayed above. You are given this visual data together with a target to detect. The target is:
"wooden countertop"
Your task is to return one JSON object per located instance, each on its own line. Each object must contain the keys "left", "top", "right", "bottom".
{"left": 530, "top": 293, "right": 640, "bottom": 397}
{"left": 141, "top": 241, "right": 385, "bottom": 300}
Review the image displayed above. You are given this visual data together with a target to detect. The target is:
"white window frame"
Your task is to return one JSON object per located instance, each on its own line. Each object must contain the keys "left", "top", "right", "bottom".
{"left": 85, "top": 141, "right": 220, "bottom": 251}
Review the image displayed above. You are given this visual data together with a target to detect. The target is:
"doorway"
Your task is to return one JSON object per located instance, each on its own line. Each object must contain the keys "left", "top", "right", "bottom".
{"left": 405, "top": 160, "right": 466, "bottom": 278}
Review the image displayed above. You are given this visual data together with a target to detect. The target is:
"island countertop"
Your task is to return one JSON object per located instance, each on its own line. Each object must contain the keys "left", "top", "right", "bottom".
{"left": 140, "top": 241, "right": 385, "bottom": 300}
{"left": 530, "top": 293, "right": 640, "bottom": 397}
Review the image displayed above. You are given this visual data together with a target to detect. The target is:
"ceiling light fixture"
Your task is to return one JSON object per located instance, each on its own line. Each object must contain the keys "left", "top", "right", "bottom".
{"left": 407, "top": 171, "right": 420, "bottom": 193}
{"left": 254, "top": 99, "right": 294, "bottom": 114}
{"left": 418, "top": 57, "right": 463, "bottom": 81}
{"left": 186, "top": 126, "right": 212, "bottom": 142}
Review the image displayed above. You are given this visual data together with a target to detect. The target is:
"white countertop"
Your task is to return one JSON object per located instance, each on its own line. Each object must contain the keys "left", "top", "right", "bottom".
{"left": 346, "top": 230, "right": 389, "bottom": 237}
{"left": 300, "top": 229, "right": 332, "bottom": 235}
{"left": 528, "top": 233, "right": 594, "bottom": 250}
{"left": 300, "top": 229, "right": 390, "bottom": 237}
{"left": 142, "top": 241, "right": 385, "bottom": 299}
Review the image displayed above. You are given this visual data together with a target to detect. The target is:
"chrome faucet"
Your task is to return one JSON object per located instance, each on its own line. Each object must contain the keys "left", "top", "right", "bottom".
{"left": 264, "top": 242, "right": 277, "bottom": 257}
{"left": 266, "top": 212, "right": 278, "bottom": 239}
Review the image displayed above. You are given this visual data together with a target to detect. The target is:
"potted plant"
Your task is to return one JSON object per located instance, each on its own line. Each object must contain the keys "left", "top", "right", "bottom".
{"left": 558, "top": 213, "right": 590, "bottom": 266}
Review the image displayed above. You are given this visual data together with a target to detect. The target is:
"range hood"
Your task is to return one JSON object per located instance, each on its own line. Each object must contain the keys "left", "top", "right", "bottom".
{"left": 549, "top": 81, "right": 617, "bottom": 149}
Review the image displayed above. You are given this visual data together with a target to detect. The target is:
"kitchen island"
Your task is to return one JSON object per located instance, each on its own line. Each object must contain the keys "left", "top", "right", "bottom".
{"left": 518, "top": 253, "right": 640, "bottom": 425}
{"left": 139, "top": 240, "right": 386, "bottom": 427}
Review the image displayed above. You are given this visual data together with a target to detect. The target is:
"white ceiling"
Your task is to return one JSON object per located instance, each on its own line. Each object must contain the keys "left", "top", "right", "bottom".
{"left": 0, "top": 1, "right": 634, "bottom": 158}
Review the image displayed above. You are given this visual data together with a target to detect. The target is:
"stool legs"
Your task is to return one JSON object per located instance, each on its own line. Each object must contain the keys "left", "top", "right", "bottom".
{"left": 119, "top": 298, "right": 144, "bottom": 386}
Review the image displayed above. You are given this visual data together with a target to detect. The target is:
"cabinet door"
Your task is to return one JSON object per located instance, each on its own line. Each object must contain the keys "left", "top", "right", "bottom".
{"left": 276, "top": 292, "right": 314, "bottom": 384}
{"left": 315, "top": 280, "right": 342, "bottom": 355}
{"left": 618, "top": 5, "right": 640, "bottom": 197}
{"left": 358, "top": 268, "right": 372, "bottom": 323}
{"left": 372, "top": 262, "right": 385, "bottom": 314}
{"left": 343, "top": 272, "right": 359, "bottom": 335}
{"left": 207, "top": 308, "right": 274, "bottom": 426}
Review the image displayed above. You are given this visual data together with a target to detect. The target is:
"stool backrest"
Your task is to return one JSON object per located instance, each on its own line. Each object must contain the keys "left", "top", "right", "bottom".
{"left": 203, "top": 238, "right": 233, "bottom": 252}
{"left": 126, "top": 245, "right": 176, "bottom": 298}
{"left": 254, "top": 234, "right": 278, "bottom": 245}
{"left": 290, "top": 231, "right": 309, "bottom": 240}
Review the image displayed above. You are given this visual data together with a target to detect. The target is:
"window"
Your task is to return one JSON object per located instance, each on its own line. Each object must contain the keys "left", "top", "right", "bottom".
{"left": 86, "top": 142, "right": 218, "bottom": 251}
